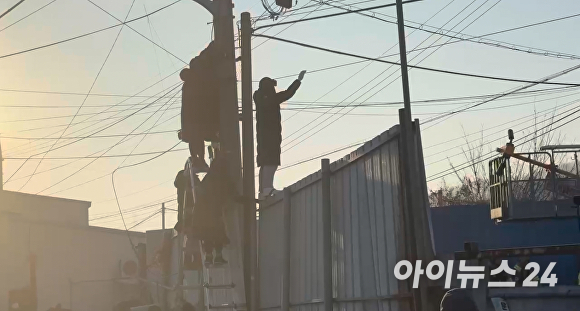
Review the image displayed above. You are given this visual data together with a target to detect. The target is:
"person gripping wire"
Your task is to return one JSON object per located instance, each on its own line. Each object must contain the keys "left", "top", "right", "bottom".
{"left": 254, "top": 70, "right": 306, "bottom": 200}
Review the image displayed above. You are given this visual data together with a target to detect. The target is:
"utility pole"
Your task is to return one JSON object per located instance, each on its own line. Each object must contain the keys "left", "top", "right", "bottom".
{"left": 162, "top": 202, "right": 165, "bottom": 230}
{"left": 241, "top": 11, "right": 258, "bottom": 311}
{"left": 395, "top": 0, "right": 429, "bottom": 310}
{"left": 0, "top": 140, "right": 3, "bottom": 190}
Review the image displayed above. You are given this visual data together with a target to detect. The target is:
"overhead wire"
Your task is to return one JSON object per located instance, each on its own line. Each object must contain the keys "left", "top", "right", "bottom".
{"left": 33, "top": 86, "right": 182, "bottom": 194}
{"left": 265, "top": 11, "right": 580, "bottom": 81}
{"left": 425, "top": 95, "right": 580, "bottom": 167}
{"left": 86, "top": 0, "right": 188, "bottom": 65}
{"left": 314, "top": 0, "right": 580, "bottom": 61}
{"left": 280, "top": 0, "right": 458, "bottom": 125}
{"left": 280, "top": 0, "right": 498, "bottom": 150}
{"left": 0, "top": 0, "right": 57, "bottom": 33}
{"left": 252, "top": 34, "right": 580, "bottom": 87}
{"left": 253, "top": 0, "right": 421, "bottom": 31}
{"left": 17, "top": 0, "right": 139, "bottom": 192}
{"left": 0, "top": 0, "right": 181, "bottom": 60}
{"left": 426, "top": 106, "right": 580, "bottom": 182}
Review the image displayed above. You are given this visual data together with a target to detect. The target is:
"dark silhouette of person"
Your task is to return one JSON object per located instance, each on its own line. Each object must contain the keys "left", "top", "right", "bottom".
{"left": 189, "top": 150, "right": 249, "bottom": 266}
{"left": 254, "top": 70, "right": 305, "bottom": 199}
{"left": 180, "top": 42, "right": 220, "bottom": 172}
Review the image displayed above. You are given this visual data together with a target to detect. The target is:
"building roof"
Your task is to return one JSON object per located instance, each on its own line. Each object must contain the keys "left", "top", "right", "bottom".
{"left": 0, "top": 190, "right": 91, "bottom": 208}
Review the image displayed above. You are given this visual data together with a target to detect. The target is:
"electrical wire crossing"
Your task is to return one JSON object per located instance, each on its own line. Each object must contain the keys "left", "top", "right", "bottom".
{"left": 251, "top": 34, "right": 580, "bottom": 87}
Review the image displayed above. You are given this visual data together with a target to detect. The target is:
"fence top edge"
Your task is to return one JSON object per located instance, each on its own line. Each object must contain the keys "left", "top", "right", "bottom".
{"left": 259, "top": 124, "right": 401, "bottom": 209}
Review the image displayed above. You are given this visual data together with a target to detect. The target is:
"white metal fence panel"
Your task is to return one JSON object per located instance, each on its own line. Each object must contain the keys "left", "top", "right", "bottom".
{"left": 259, "top": 124, "right": 418, "bottom": 311}
{"left": 258, "top": 199, "right": 285, "bottom": 310}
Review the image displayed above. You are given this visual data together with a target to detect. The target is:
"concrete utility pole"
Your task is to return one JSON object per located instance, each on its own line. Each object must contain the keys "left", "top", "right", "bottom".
{"left": 189, "top": 0, "right": 247, "bottom": 308}
{"left": 395, "top": 0, "right": 430, "bottom": 310}
{"left": 241, "top": 11, "right": 258, "bottom": 311}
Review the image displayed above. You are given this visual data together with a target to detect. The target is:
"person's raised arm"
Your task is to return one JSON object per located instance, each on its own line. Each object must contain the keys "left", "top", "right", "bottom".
{"left": 275, "top": 70, "right": 306, "bottom": 103}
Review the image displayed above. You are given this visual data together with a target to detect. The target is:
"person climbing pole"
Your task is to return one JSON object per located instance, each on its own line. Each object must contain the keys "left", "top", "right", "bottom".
{"left": 179, "top": 42, "right": 220, "bottom": 173}
{"left": 254, "top": 70, "right": 306, "bottom": 200}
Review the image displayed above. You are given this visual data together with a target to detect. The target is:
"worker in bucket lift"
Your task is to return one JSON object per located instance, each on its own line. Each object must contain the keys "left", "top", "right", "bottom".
{"left": 190, "top": 149, "right": 247, "bottom": 266}
{"left": 254, "top": 70, "right": 306, "bottom": 200}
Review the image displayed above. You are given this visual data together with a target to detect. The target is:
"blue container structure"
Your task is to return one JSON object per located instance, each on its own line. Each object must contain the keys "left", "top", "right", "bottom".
{"left": 430, "top": 204, "right": 580, "bottom": 285}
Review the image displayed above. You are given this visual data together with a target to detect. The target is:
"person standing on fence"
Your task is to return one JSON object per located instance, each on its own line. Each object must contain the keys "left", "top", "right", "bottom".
{"left": 254, "top": 70, "right": 306, "bottom": 200}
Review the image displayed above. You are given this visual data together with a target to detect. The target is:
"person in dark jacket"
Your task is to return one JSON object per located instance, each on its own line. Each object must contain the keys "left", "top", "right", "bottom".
{"left": 254, "top": 70, "right": 306, "bottom": 199}
{"left": 190, "top": 151, "right": 240, "bottom": 266}
{"left": 180, "top": 42, "right": 220, "bottom": 172}
{"left": 440, "top": 288, "right": 479, "bottom": 311}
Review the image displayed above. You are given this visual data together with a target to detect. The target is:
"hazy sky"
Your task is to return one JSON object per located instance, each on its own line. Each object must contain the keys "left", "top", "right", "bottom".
{"left": 1, "top": 0, "right": 579, "bottom": 231}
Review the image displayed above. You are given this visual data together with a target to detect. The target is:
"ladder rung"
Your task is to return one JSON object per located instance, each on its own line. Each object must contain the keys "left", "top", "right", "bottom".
{"left": 204, "top": 283, "right": 235, "bottom": 289}
{"left": 209, "top": 303, "right": 246, "bottom": 310}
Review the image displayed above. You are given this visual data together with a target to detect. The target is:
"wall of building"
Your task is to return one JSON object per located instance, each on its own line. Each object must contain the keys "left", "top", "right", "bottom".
{"left": 0, "top": 212, "right": 146, "bottom": 311}
{"left": 0, "top": 190, "right": 90, "bottom": 227}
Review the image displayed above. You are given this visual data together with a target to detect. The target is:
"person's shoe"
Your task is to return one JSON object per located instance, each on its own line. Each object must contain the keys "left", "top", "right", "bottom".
{"left": 191, "top": 157, "right": 209, "bottom": 173}
{"left": 213, "top": 252, "right": 228, "bottom": 266}
{"left": 204, "top": 253, "right": 214, "bottom": 267}
{"left": 259, "top": 188, "right": 281, "bottom": 201}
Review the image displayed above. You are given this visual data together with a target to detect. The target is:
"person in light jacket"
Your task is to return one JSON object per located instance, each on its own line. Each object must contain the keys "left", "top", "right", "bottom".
{"left": 254, "top": 70, "right": 306, "bottom": 199}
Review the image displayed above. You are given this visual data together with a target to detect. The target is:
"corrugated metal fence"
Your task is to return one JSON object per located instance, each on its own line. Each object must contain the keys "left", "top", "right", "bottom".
{"left": 258, "top": 121, "right": 433, "bottom": 311}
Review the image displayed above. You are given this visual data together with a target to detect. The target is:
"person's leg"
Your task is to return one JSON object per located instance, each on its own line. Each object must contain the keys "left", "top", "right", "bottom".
{"left": 259, "top": 165, "right": 279, "bottom": 199}
{"left": 189, "top": 135, "right": 208, "bottom": 172}
{"left": 213, "top": 242, "right": 228, "bottom": 265}
{"left": 202, "top": 240, "right": 214, "bottom": 265}
{"left": 262, "top": 165, "right": 277, "bottom": 190}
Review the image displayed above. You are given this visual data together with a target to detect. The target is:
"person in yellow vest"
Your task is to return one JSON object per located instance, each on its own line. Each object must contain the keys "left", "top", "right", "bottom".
{"left": 513, "top": 257, "right": 539, "bottom": 286}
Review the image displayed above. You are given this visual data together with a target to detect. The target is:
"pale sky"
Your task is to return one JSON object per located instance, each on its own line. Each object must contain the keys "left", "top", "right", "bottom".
{"left": 1, "top": 0, "right": 579, "bottom": 231}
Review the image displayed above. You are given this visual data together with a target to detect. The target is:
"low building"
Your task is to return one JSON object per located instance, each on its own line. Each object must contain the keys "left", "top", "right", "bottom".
{"left": 0, "top": 190, "right": 147, "bottom": 311}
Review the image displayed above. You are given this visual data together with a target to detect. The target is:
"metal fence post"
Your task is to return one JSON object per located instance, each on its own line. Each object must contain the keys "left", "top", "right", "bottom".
{"left": 321, "top": 159, "right": 333, "bottom": 311}
{"left": 282, "top": 187, "right": 292, "bottom": 311}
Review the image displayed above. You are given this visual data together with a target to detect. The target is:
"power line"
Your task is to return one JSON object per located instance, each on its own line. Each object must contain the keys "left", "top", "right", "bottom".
{"left": 253, "top": 0, "right": 421, "bottom": 31}
{"left": 281, "top": 0, "right": 458, "bottom": 126}
{"left": 423, "top": 91, "right": 580, "bottom": 156}
{"left": 4, "top": 82, "right": 182, "bottom": 157}
{"left": 0, "top": 104, "right": 179, "bottom": 123}
{"left": 18, "top": 0, "right": 139, "bottom": 192}
{"left": 251, "top": 34, "right": 580, "bottom": 87}
{"left": 253, "top": 0, "right": 325, "bottom": 50}
{"left": 280, "top": 0, "right": 497, "bottom": 150}
{"left": 422, "top": 63, "right": 580, "bottom": 129}
{"left": 266, "top": 12, "right": 580, "bottom": 81}
{"left": 0, "top": 0, "right": 56, "bottom": 33}
{"left": 3, "top": 148, "right": 188, "bottom": 160}
{"left": 426, "top": 106, "right": 580, "bottom": 182}
{"left": 86, "top": 0, "right": 188, "bottom": 65}
{"left": 425, "top": 96, "right": 580, "bottom": 167}
{"left": 0, "top": 130, "right": 177, "bottom": 140}
{"left": 315, "top": 0, "right": 580, "bottom": 61}
{"left": 128, "top": 209, "right": 162, "bottom": 230}
{"left": 0, "top": 0, "right": 181, "bottom": 60}
{"left": 33, "top": 87, "right": 182, "bottom": 194}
